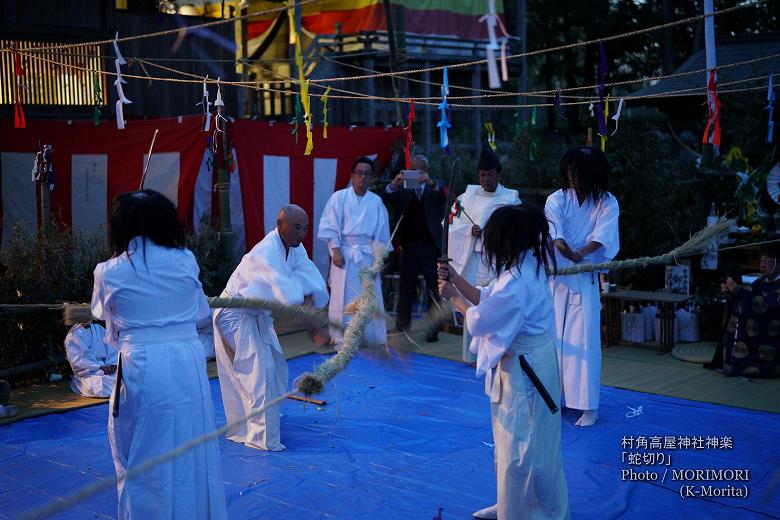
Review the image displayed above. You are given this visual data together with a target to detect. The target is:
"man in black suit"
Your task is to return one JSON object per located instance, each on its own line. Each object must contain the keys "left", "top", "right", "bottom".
{"left": 384, "top": 154, "right": 446, "bottom": 341}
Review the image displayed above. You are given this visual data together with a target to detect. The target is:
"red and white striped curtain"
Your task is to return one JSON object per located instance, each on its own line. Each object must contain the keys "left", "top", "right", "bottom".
{"left": 0, "top": 116, "right": 401, "bottom": 275}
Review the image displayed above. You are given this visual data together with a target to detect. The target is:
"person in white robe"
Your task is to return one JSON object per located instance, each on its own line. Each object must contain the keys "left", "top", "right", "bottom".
{"left": 318, "top": 156, "right": 390, "bottom": 347}
{"left": 91, "top": 189, "right": 226, "bottom": 520}
{"left": 545, "top": 146, "right": 620, "bottom": 427}
{"left": 447, "top": 146, "right": 520, "bottom": 362}
{"left": 64, "top": 322, "right": 117, "bottom": 398}
{"left": 439, "top": 205, "right": 569, "bottom": 520}
{"left": 215, "top": 205, "right": 329, "bottom": 451}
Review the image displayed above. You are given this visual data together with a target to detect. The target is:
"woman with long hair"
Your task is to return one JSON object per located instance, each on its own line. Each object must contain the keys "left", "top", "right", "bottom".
{"left": 91, "top": 189, "right": 226, "bottom": 519}
{"left": 439, "top": 205, "right": 569, "bottom": 520}
{"left": 545, "top": 146, "right": 620, "bottom": 427}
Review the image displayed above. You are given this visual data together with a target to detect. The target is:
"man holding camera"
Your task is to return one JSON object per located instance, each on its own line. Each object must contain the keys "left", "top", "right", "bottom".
{"left": 384, "top": 154, "right": 446, "bottom": 341}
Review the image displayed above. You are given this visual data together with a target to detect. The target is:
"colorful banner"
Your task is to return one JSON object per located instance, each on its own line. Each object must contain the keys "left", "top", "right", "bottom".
{"left": 247, "top": 0, "right": 506, "bottom": 41}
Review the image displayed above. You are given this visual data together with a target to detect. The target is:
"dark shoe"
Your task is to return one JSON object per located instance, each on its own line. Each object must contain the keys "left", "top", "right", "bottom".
{"left": 425, "top": 332, "right": 439, "bottom": 343}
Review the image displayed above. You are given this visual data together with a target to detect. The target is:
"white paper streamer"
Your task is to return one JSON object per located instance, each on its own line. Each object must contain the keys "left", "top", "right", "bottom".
{"left": 198, "top": 75, "right": 212, "bottom": 132}
{"left": 610, "top": 97, "right": 624, "bottom": 135}
{"left": 500, "top": 40, "right": 508, "bottom": 82}
{"left": 480, "top": 0, "right": 501, "bottom": 89}
{"left": 486, "top": 46, "right": 500, "bottom": 89}
{"left": 112, "top": 32, "right": 132, "bottom": 130}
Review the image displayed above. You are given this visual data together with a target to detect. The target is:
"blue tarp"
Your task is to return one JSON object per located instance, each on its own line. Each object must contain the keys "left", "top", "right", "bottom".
{"left": 1, "top": 353, "right": 779, "bottom": 519}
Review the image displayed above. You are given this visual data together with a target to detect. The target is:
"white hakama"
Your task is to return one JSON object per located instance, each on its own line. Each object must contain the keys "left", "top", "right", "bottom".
{"left": 215, "top": 228, "right": 328, "bottom": 451}
{"left": 318, "top": 187, "right": 390, "bottom": 346}
{"left": 64, "top": 323, "right": 117, "bottom": 398}
{"left": 91, "top": 237, "right": 226, "bottom": 520}
{"left": 545, "top": 189, "right": 620, "bottom": 411}
{"left": 467, "top": 254, "right": 569, "bottom": 519}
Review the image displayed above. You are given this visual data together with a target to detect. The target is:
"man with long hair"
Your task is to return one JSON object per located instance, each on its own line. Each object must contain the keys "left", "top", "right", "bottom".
{"left": 439, "top": 205, "right": 569, "bottom": 520}
{"left": 545, "top": 146, "right": 620, "bottom": 427}
{"left": 91, "top": 189, "right": 226, "bottom": 518}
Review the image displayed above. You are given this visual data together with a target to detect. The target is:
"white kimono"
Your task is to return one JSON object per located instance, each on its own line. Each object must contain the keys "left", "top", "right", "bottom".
{"left": 215, "top": 228, "right": 328, "bottom": 451}
{"left": 64, "top": 323, "right": 117, "bottom": 398}
{"left": 196, "top": 314, "right": 216, "bottom": 360}
{"left": 448, "top": 183, "right": 520, "bottom": 362}
{"left": 545, "top": 188, "right": 620, "bottom": 411}
{"left": 318, "top": 187, "right": 390, "bottom": 346}
{"left": 466, "top": 254, "right": 569, "bottom": 520}
{"left": 91, "top": 237, "right": 226, "bottom": 520}
{"left": 447, "top": 184, "right": 520, "bottom": 287}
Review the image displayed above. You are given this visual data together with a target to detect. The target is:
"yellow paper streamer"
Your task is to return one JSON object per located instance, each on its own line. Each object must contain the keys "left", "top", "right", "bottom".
{"left": 322, "top": 86, "right": 332, "bottom": 139}
{"left": 291, "top": 1, "right": 313, "bottom": 155}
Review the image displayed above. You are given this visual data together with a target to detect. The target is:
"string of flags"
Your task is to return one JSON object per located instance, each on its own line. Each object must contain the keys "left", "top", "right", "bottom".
{"left": 113, "top": 32, "right": 132, "bottom": 130}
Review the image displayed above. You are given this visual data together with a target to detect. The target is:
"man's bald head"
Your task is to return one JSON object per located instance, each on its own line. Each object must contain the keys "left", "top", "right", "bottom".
{"left": 277, "top": 204, "right": 309, "bottom": 249}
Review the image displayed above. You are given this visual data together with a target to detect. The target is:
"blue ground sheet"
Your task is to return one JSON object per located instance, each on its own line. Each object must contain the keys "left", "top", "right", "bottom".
{"left": 1, "top": 353, "right": 779, "bottom": 519}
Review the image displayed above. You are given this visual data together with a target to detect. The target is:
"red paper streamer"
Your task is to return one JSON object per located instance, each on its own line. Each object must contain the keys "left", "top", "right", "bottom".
{"left": 11, "top": 44, "right": 26, "bottom": 129}
{"left": 404, "top": 100, "right": 415, "bottom": 169}
{"left": 701, "top": 70, "right": 721, "bottom": 148}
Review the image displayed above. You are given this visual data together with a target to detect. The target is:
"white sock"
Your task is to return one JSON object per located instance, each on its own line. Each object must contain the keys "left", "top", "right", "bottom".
{"left": 575, "top": 409, "right": 598, "bottom": 427}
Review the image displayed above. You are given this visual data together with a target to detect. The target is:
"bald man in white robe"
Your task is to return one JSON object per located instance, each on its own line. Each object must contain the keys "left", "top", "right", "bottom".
{"left": 215, "top": 205, "right": 329, "bottom": 451}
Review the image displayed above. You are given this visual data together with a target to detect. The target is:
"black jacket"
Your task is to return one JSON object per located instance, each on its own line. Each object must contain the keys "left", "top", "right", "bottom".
{"left": 383, "top": 180, "right": 447, "bottom": 251}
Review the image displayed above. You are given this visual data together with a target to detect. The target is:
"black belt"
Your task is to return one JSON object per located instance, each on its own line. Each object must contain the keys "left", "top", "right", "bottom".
{"left": 518, "top": 354, "right": 559, "bottom": 414}
{"left": 112, "top": 353, "right": 123, "bottom": 417}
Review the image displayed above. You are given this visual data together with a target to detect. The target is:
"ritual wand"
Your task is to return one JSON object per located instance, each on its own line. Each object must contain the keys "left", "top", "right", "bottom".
{"left": 139, "top": 128, "right": 159, "bottom": 190}
{"left": 438, "top": 157, "right": 460, "bottom": 279}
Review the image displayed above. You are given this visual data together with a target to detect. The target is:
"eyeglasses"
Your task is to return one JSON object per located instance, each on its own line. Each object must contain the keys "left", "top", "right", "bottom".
{"left": 352, "top": 170, "right": 374, "bottom": 178}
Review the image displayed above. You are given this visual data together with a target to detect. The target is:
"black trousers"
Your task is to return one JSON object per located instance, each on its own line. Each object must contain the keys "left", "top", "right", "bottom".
{"left": 397, "top": 241, "right": 440, "bottom": 329}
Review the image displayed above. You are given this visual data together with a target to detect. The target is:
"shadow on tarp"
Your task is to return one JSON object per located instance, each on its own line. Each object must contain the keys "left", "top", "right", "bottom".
{"left": 1, "top": 353, "right": 778, "bottom": 519}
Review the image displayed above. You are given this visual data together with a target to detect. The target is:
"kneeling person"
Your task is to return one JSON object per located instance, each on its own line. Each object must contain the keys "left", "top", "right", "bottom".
{"left": 64, "top": 321, "right": 117, "bottom": 398}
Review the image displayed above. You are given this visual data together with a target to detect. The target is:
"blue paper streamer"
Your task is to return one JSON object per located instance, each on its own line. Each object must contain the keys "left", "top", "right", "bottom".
{"left": 437, "top": 67, "right": 452, "bottom": 153}
{"left": 597, "top": 41, "right": 608, "bottom": 137}
{"left": 766, "top": 76, "right": 775, "bottom": 144}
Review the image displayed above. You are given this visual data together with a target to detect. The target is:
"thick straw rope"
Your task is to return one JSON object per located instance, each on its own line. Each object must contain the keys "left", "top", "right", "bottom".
{"left": 296, "top": 244, "right": 388, "bottom": 395}
{"left": 556, "top": 219, "right": 730, "bottom": 275}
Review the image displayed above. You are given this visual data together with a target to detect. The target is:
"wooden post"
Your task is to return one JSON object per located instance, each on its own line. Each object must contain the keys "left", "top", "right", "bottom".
{"left": 586, "top": 128, "right": 593, "bottom": 146}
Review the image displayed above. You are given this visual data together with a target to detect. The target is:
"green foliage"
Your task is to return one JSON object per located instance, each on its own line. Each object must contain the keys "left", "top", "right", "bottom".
{"left": 0, "top": 222, "right": 235, "bottom": 373}
{"left": 186, "top": 221, "right": 238, "bottom": 297}
{"left": 0, "top": 225, "right": 108, "bottom": 373}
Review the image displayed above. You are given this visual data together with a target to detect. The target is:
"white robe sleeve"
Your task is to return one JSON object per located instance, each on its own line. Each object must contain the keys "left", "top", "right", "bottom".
{"left": 465, "top": 277, "right": 527, "bottom": 375}
{"left": 241, "top": 252, "right": 306, "bottom": 306}
{"left": 544, "top": 190, "right": 565, "bottom": 242}
{"left": 292, "top": 248, "right": 330, "bottom": 309}
{"left": 65, "top": 327, "right": 103, "bottom": 377}
{"left": 372, "top": 198, "right": 391, "bottom": 245}
{"left": 317, "top": 192, "right": 342, "bottom": 247}
{"left": 586, "top": 194, "right": 620, "bottom": 262}
{"left": 90, "top": 264, "right": 107, "bottom": 321}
